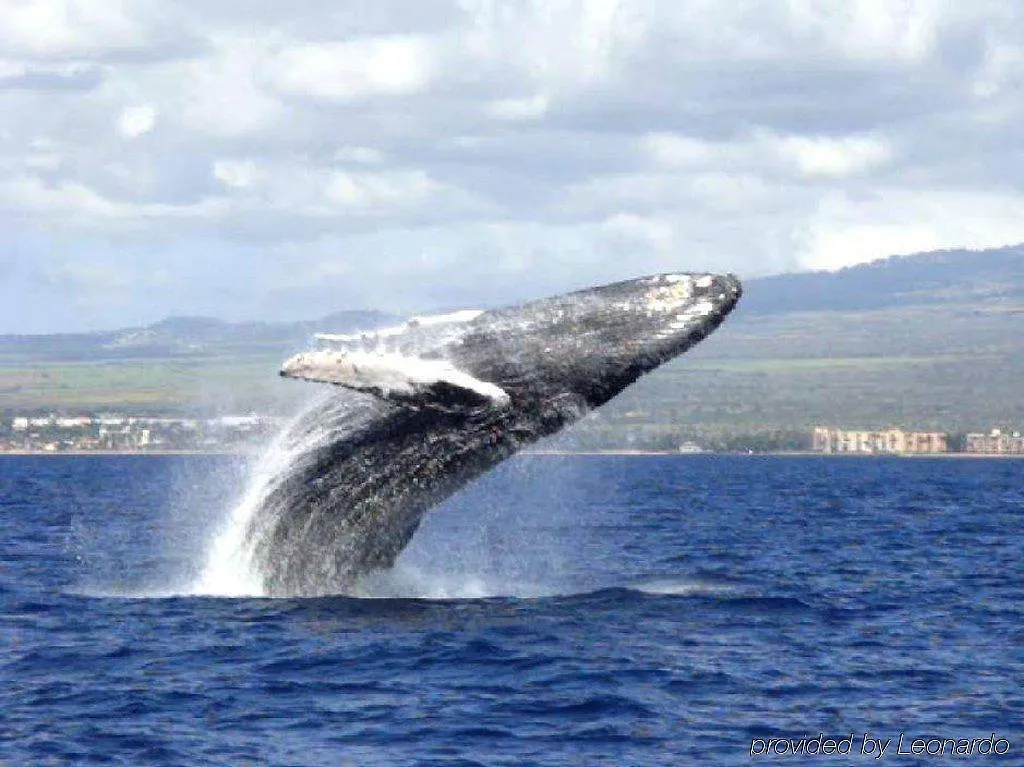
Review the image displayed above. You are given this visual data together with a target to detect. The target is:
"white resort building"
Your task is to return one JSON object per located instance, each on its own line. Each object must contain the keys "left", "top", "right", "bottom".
{"left": 812, "top": 427, "right": 948, "bottom": 455}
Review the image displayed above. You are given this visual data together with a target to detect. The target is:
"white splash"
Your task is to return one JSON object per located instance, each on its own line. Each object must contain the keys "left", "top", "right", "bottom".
{"left": 628, "top": 578, "right": 742, "bottom": 597}
{"left": 351, "top": 562, "right": 576, "bottom": 600}
{"left": 191, "top": 396, "right": 334, "bottom": 597}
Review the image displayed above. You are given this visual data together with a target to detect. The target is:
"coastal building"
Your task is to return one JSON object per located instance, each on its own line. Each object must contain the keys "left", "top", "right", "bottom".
{"left": 965, "top": 429, "right": 1024, "bottom": 455}
{"left": 3, "top": 411, "right": 288, "bottom": 453}
{"left": 55, "top": 417, "right": 93, "bottom": 429}
{"left": 812, "top": 427, "right": 947, "bottom": 455}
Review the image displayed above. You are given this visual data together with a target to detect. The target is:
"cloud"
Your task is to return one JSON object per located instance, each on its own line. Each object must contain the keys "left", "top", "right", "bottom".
{"left": 485, "top": 94, "right": 549, "bottom": 121}
{"left": 1, "top": 0, "right": 1024, "bottom": 332}
{"left": 212, "top": 159, "right": 258, "bottom": 189}
{"left": 0, "top": 59, "right": 104, "bottom": 90}
{"left": 1, "top": 0, "right": 144, "bottom": 58}
{"left": 773, "top": 134, "right": 892, "bottom": 178}
{"left": 117, "top": 104, "right": 157, "bottom": 137}
{"left": 173, "top": 35, "right": 285, "bottom": 138}
{"left": 271, "top": 36, "right": 435, "bottom": 101}
{"left": 798, "top": 188, "right": 1024, "bottom": 271}
{"left": 0, "top": 0, "right": 195, "bottom": 60}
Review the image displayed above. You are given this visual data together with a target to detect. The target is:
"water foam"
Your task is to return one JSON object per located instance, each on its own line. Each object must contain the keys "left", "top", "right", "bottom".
{"left": 351, "top": 563, "right": 568, "bottom": 600}
{"left": 190, "top": 394, "right": 334, "bottom": 597}
{"left": 627, "top": 579, "right": 742, "bottom": 597}
{"left": 185, "top": 383, "right": 538, "bottom": 600}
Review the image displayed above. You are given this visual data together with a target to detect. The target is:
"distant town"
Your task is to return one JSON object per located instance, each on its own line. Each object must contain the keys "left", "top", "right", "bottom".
{"left": 1, "top": 414, "right": 1022, "bottom": 456}
{"left": 812, "top": 427, "right": 1024, "bottom": 456}
{"left": 1, "top": 414, "right": 286, "bottom": 454}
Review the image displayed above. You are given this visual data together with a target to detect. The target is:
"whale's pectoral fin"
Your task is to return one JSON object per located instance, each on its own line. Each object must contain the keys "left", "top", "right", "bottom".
{"left": 280, "top": 350, "right": 510, "bottom": 409}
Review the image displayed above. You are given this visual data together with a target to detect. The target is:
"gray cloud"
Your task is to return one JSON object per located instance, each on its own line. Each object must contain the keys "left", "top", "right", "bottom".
{"left": 1, "top": 0, "right": 1024, "bottom": 332}
{"left": 0, "top": 62, "right": 104, "bottom": 91}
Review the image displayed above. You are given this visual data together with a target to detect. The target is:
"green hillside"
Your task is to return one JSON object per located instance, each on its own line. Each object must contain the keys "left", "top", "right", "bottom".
{"left": 570, "top": 246, "right": 1024, "bottom": 449}
{"left": 2, "top": 246, "right": 1022, "bottom": 449}
{"left": 0, "top": 311, "right": 398, "bottom": 416}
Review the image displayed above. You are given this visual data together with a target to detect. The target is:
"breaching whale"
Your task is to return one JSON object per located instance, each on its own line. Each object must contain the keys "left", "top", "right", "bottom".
{"left": 245, "top": 272, "right": 741, "bottom": 596}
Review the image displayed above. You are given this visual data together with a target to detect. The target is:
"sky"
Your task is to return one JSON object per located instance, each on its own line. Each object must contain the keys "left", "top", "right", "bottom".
{"left": 2, "top": 0, "right": 1024, "bottom": 333}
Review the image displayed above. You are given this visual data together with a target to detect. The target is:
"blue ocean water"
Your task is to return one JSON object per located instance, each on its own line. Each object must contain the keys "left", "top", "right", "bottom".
{"left": 1, "top": 454, "right": 1021, "bottom": 766}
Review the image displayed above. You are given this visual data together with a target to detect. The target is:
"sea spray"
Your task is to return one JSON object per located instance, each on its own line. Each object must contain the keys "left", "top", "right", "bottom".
{"left": 192, "top": 392, "right": 336, "bottom": 597}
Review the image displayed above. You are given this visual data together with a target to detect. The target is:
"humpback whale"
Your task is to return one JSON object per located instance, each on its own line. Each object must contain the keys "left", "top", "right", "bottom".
{"left": 244, "top": 272, "right": 741, "bottom": 596}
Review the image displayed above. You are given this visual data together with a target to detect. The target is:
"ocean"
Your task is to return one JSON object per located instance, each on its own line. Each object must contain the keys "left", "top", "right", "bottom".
{"left": 1, "top": 454, "right": 1020, "bottom": 766}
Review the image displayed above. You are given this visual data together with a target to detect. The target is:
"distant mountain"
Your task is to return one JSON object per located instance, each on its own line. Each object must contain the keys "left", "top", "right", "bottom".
{"left": 742, "top": 245, "right": 1024, "bottom": 315}
{"left": 2, "top": 245, "right": 1021, "bottom": 433}
{"left": 6, "top": 245, "right": 1021, "bottom": 360}
{"left": 598, "top": 244, "right": 1024, "bottom": 441}
{"left": 0, "top": 310, "right": 402, "bottom": 363}
{"left": 103, "top": 310, "right": 401, "bottom": 353}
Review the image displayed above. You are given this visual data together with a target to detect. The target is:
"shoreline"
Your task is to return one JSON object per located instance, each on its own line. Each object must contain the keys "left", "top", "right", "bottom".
{"left": 3, "top": 449, "right": 1022, "bottom": 459}
{"left": 0, "top": 449, "right": 247, "bottom": 457}
{"left": 525, "top": 450, "right": 1024, "bottom": 458}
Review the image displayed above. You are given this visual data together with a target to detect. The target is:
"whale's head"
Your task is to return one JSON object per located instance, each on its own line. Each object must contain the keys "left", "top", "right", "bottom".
{"left": 448, "top": 272, "right": 742, "bottom": 410}
{"left": 282, "top": 272, "right": 741, "bottom": 417}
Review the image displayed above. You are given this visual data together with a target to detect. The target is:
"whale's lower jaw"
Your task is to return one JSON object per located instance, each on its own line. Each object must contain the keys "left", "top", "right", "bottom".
{"left": 246, "top": 272, "right": 741, "bottom": 596}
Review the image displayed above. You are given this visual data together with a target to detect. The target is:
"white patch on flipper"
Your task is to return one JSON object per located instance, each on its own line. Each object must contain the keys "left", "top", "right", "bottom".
{"left": 281, "top": 349, "right": 509, "bottom": 406}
